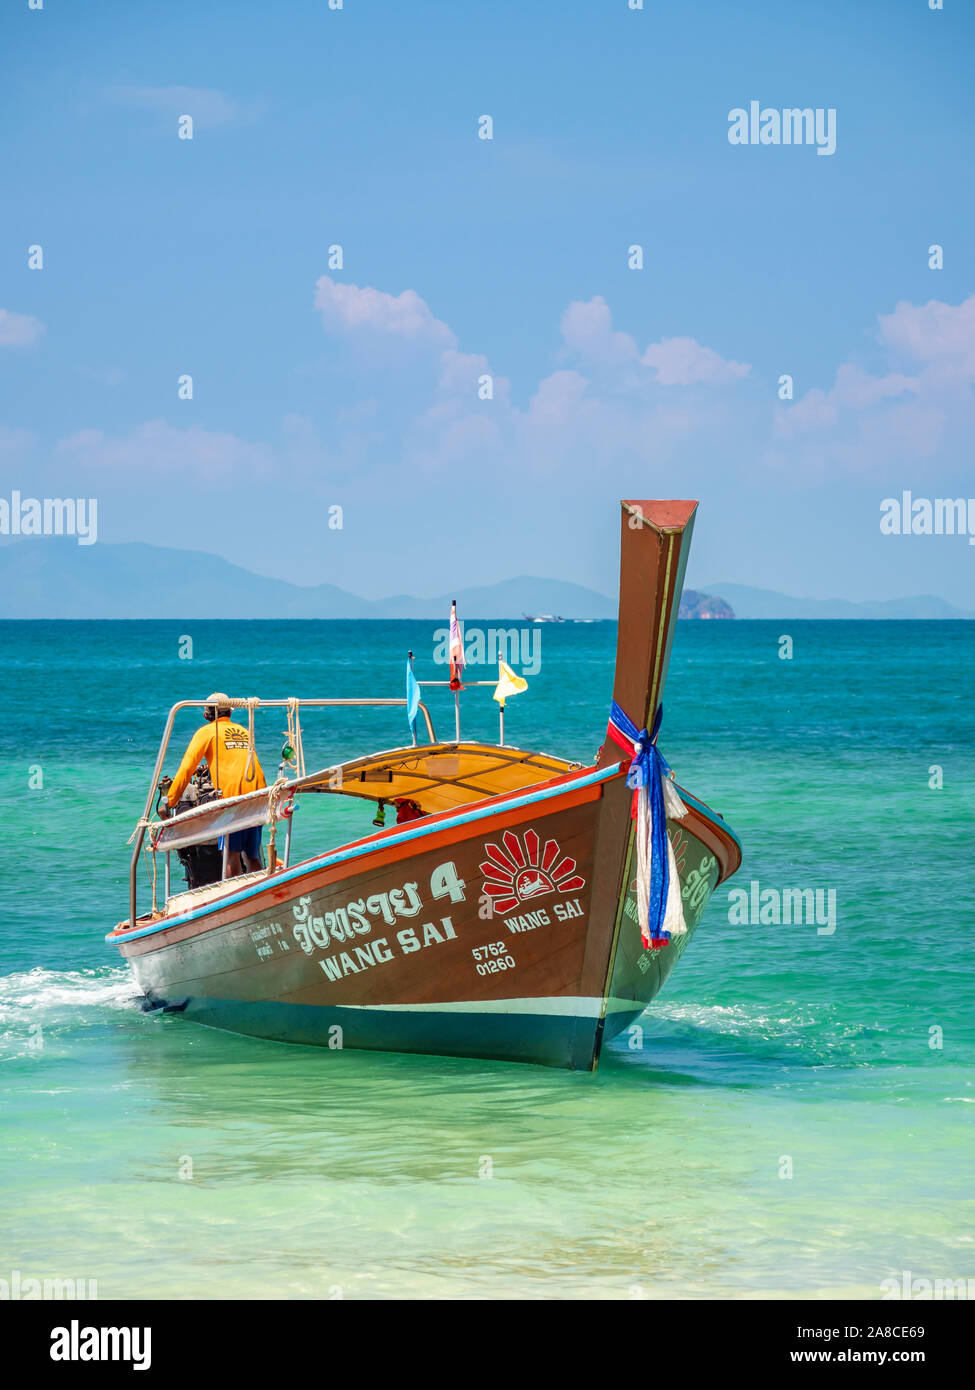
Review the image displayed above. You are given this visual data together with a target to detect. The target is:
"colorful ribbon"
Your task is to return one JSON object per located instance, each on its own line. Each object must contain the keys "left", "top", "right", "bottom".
{"left": 607, "top": 700, "right": 677, "bottom": 949}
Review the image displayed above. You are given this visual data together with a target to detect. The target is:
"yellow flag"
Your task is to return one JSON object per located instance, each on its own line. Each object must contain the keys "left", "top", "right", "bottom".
{"left": 493, "top": 660, "right": 528, "bottom": 703}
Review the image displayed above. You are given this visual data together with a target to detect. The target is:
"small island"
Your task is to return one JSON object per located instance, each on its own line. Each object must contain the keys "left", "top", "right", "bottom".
{"left": 679, "top": 589, "right": 735, "bottom": 620}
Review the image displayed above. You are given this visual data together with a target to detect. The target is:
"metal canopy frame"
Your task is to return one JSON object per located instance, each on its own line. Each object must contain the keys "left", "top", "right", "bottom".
{"left": 128, "top": 696, "right": 436, "bottom": 929}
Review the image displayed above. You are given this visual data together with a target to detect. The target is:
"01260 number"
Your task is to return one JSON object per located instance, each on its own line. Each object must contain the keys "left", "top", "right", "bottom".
{"left": 472, "top": 941, "right": 516, "bottom": 974}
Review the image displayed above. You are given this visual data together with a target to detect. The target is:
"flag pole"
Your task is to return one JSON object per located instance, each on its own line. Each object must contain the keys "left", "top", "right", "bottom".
{"left": 408, "top": 651, "right": 417, "bottom": 747}
{"left": 449, "top": 597, "right": 463, "bottom": 742}
{"left": 498, "top": 698, "right": 504, "bottom": 746}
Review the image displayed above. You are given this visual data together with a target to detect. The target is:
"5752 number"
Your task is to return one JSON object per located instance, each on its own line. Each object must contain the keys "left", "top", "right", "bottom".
{"left": 472, "top": 941, "right": 516, "bottom": 974}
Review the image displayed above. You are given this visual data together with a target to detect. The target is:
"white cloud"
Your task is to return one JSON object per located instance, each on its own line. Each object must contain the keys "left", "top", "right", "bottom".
{"left": 0, "top": 309, "right": 44, "bottom": 347}
{"left": 878, "top": 294, "right": 975, "bottom": 379}
{"left": 526, "top": 369, "right": 590, "bottom": 424}
{"left": 777, "top": 365, "right": 920, "bottom": 436}
{"left": 558, "top": 295, "right": 750, "bottom": 385}
{"left": 559, "top": 296, "right": 638, "bottom": 364}
{"left": 435, "top": 348, "right": 494, "bottom": 395}
{"left": 57, "top": 421, "right": 274, "bottom": 478}
{"left": 50, "top": 287, "right": 974, "bottom": 511}
{"left": 106, "top": 86, "right": 260, "bottom": 128}
{"left": 770, "top": 295, "right": 975, "bottom": 475}
{"left": 314, "top": 276, "right": 456, "bottom": 346}
{"left": 305, "top": 284, "right": 750, "bottom": 478}
{"left": 641, "top": 336, "right": 751, "bottom": 386}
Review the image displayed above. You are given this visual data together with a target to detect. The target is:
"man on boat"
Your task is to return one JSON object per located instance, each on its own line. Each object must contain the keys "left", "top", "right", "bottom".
{"left": 161, "top": 693, "right": 267, "bottom": 876}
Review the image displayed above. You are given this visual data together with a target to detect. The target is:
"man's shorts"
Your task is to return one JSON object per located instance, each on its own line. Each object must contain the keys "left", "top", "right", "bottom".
{"left": 218, "top": 824, "right": 262, "bottom": 859}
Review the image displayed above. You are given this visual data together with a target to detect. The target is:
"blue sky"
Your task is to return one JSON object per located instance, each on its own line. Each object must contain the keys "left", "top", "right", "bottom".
{"left": 2, "top": 0, "right": 974, "bottom": 604}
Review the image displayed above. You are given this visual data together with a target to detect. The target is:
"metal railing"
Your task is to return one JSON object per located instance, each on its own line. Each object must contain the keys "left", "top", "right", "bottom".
{"left": 128, "top": 696, "right": 436, "bottom": 929}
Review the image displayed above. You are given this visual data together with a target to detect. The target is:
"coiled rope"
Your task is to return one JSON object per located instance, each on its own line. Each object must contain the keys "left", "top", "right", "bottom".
{"left": 284, "top": 698, "right": 306, "bottom": 778}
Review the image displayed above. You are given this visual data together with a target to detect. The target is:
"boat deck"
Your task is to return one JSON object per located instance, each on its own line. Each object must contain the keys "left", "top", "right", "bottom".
{"left": 165, "top": 869, "right": 266, "bottom": 917}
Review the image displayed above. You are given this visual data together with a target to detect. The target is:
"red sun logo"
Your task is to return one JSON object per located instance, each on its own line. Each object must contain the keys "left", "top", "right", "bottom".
{"left": 480, "top": 829, "right": 586, "bottom": 913}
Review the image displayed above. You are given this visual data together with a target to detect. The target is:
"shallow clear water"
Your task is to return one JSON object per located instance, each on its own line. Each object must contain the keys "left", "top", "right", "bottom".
{"left": 1, "top": 620, "right": 972, "bottom": 1298}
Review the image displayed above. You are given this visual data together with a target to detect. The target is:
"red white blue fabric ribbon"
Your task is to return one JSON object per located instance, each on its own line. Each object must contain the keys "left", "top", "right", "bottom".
{"left": 607, "top": 700, "right": 687, "bottom": 950}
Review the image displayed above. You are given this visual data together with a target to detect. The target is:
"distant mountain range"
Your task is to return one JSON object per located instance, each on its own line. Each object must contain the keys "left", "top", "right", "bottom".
{"left": 0, "top": 539, "right": 616, "bottom": 619}
{"left": 0, "top": 540, "right": 969, "bottom": 619}
{"left": 702, "top": 582, "right": 974, "bottom": 620}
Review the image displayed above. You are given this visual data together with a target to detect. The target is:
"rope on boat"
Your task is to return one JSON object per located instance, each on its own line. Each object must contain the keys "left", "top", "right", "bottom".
{"left": 607, "top": 701, "right": 688, "bottom": 950}
{"left": 285, "top": 698, "right": 306, "bottom": 778}
{"left": 129, "top": 816, "right": 165, "bottom": 848}
{"left": 137, "top": 833, "right": 158, "bottom": 914}
{"left": 150, "top": 842, "right": 159, "bottom": 915}
{"left": 243, "top": 696, "right": 260, "bottom": 784}
{"left": 632, "top": 762, "right": 687, "bottom": 949}
{"left": 265, "top": 777, "right": 294, "bottom": 872}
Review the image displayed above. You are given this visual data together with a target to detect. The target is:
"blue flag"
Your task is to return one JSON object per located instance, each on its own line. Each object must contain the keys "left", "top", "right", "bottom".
{"left": 406, "top": 656, "right": 421, "bottom": 742}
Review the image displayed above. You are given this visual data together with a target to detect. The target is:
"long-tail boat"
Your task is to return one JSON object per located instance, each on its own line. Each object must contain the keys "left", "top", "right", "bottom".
{"left": 108, "top": 500, "right": 741, "bottom": 1069}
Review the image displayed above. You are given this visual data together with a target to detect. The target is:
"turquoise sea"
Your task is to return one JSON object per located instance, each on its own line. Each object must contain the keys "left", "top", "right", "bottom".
{"left": 0, "top": 619, "right": 972, "bottom": 1300}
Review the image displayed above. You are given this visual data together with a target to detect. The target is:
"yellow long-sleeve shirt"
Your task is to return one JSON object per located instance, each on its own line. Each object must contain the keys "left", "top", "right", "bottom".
{"left": 167, "top": 718, "right": 266, "bottom": 806}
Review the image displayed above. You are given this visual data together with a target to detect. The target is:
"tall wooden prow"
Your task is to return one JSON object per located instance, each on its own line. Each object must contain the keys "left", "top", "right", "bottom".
{"left": 569, "top": 500, "right": 701, "bottom": 1071}
{"left": 597, "top": 498, "right": 698, "bottom": 757}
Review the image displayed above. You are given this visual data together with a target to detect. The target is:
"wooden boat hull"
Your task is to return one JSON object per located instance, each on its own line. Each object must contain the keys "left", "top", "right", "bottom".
{"left": 111, "top": 764, "right": 739, "bottom": 1069}
{"left": 110, "top": 499, "right": 743, "bottom": 1070}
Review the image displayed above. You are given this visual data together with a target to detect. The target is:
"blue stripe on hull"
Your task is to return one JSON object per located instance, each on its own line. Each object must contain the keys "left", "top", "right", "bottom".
{"left": 165, "top": 996, "right": 601, "bottom": 1070}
